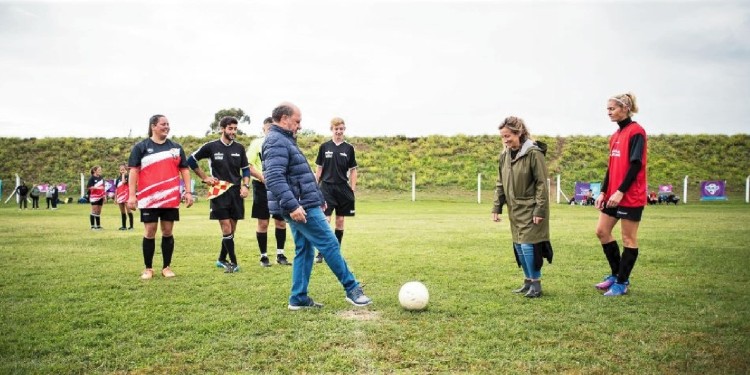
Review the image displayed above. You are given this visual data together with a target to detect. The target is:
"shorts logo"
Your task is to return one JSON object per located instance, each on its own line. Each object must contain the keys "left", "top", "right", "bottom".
{"left": 616, "top": 210, "right": 627, "bottom": 216}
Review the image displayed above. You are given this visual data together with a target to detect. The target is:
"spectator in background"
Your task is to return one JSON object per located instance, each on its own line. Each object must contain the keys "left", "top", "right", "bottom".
{"left": 128, "top": 114, "right": 194, "bottom": 280}
{"left": 593, "top": 92, "right": 648, "bottom": 297}
{"left": 492, "top": 116, "right": 552, "bottom": 298}
{"left": 87, "top": 166, "right": 105, "bottom": 230}
{"left": 46, "top": 183, "right": 56, "bottom": 209}
{"left": 16, "top": 181, "right": 29, "bottom": 210}
{"left": 29, "top": 183, "right": 41, "bottom": 209}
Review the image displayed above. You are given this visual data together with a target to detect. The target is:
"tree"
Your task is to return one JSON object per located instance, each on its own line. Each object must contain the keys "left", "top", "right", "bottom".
{"left": 208, "top": 108, "right": 251, "bottom": 135}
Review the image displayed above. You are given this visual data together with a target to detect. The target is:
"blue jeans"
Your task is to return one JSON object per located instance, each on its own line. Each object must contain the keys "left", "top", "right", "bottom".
{"left": 514, "top": 243, "right": 541, "bottom": 280}
{"left": 284, "top": 206, "right": 359, "bottom": 305}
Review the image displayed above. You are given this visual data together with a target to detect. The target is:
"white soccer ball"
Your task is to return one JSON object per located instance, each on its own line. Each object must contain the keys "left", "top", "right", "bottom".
{"left": 398, "top": 281, "right": 429, "bottom": 311}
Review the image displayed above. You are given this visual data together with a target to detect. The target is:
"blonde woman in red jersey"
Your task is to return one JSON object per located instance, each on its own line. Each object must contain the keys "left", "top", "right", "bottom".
{"left": 593, "top": 92, "right": 648, "bottom": 297}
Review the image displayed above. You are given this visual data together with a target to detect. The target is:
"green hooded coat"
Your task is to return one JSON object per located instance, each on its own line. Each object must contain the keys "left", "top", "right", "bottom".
{"left": 492, "top": 139, "right": 550, "bottom": 244}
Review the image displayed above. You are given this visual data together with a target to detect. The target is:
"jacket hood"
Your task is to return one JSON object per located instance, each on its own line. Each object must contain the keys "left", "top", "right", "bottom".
{"left": 514, "top": 139, "right": 548, "bottom": 160}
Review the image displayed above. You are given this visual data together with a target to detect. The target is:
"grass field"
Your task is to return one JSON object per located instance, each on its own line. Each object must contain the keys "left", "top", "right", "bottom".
{"left": 1, "top": 191, "right": 749, "bottom": 374}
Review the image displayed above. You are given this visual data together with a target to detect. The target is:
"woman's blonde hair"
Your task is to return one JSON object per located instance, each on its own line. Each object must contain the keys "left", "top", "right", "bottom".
{"left": 498, "top": 116, "right": 531, "bottom": 144}
{"left": 610, "top": 92, "right": 639, "bottom": 117}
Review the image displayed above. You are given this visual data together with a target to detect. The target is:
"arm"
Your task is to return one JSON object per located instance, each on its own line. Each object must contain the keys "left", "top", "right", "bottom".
{"left": 492, "top": 153, "right": 506, "bottom": 221}
{"left": 315, "top": 166, "right": 323, "bottom": 183}
{"left": 531, "top": 151, "right": 549, "bottom": 224}
{"left": 187, "top": 154, "right": 217, "bottom": 186}
{"left": 349, "top": 168, "right": 357, "bottom": 192}
{"left": 127, "top": 168, "right": 139, "bottom": 210}
{"left": 180, "top": 168, "right": 194, "bottom": 208}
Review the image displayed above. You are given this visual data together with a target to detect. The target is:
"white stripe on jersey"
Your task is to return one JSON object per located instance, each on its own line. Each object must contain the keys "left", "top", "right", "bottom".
{"left": 138, "top": 186, "right": 181, "bottom": 209}
{"left": 141, "top": 149, "right": 177, "bottom": 170}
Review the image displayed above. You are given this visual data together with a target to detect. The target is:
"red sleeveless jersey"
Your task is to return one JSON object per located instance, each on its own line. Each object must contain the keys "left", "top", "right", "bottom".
{"left": 606, "top": 122, "right": 647, "bottom": 207}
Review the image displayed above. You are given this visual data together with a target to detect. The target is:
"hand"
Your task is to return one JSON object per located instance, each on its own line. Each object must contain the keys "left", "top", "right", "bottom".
{"left": 290, "top": 206, "right": 307, "bottom": 223}
{"left": 203, "top": 177, "right": 218, "bottom": 186}
{"left": 184, "top": 192, "right": 194, "bottom": 208}
{"left": 606, "top": 191, "right": 624, "bottom": 208}
{"left": 239, "top": 185, "right": 249, "bottom": 199}
{"left": 532, "top": 216, "right": 544, "bottom": 224}
{"left": 595, "top": 194, "right": 605, "bottom": 210}
{"left": 492, "top": 213, "right": 501, "bottom": 222}
{"left": 127, "top": 196, "right": 137, "bottom": 211}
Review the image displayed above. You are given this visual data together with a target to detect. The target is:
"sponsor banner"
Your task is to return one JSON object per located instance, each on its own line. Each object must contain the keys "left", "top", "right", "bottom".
{"left": 700, "top": 180, "right": 728, "bottom": 201}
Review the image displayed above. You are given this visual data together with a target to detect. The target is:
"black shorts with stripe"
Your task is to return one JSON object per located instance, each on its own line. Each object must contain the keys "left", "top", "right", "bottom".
{"left": 320, "top": 182, "right": 355, "bottom": 217}
{"left": 209, "top": 185, "right": 245, "bottom": 221}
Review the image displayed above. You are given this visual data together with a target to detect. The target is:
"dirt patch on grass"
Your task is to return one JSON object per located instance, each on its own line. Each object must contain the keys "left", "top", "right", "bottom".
{"left": 338, "top": 310, "right": 381, "bottom": 321}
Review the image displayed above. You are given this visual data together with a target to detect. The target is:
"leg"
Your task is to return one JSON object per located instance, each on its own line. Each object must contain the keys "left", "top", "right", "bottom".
{"left": 159, "top": 220, "right": 176, "bottom": 275}
{"left": 256, "top": 218, "right": 270, "bottom": 265}
{"left": 334, "top": 215, "right": 345, "bottom": 246}
{"left": 288, "top": 220, "right": 316, "bottom": 305}
{"left": 512, "top": 243, "right": 531, "bottom": 293}
{"left": 520, "top": 243, "right": 542, "bottom": 298}
{"left": 617, "top": 219, "right": 641, "bottom": 284}
{"left": 274, "top": 218, "right": 290, "bottom": 265}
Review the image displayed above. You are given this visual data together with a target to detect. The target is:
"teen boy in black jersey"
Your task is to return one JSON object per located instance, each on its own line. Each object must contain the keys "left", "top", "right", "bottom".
{"left": 188, "top": 116, "right": 251, "bottom": 273}
{"left": 314, "top": 117, "right": 357, "bottom": 263}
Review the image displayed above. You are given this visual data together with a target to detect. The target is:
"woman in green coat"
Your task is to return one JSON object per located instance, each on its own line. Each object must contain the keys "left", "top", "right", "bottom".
{"left": 492, "top": 116, "right": 551, "bottom": 298}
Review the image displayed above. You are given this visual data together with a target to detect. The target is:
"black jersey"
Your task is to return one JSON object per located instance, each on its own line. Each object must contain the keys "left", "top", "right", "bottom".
{"left": 191, "top": 139, "right": 249, "bottom": 185}
{"left": 315, "top": 140, "right": 357, "bottom": 184}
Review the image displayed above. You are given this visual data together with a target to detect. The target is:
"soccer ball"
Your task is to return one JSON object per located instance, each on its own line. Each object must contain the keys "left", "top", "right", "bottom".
{"left": 398, "top": 281, "right": 429, "bottom": 311}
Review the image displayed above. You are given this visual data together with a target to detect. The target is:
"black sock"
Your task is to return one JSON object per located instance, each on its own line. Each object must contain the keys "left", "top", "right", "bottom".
{"left": 335, "top": 229, "right": 344, "bottom": 245}
{"left": 121, "top": 213, "right": 127, "bottom": 228}
{"left": 618, "top": 247, "right": 639, "bottom": 283}
{"left": 90, "top": 215, "right": 95, "bottom": 227}
{"left": 128, "top": 213, "right": 134, "bottom": 228}
{"left": 223, "top": 234, "right": 236, "bottom": 264}
{"left": 275, "top": 227, "right": 286, "bottom": 251}
{"left": 162, "top": 236, "right": 174, "bottom": 268}
{"left": 218, "top": 240, "right": 228, "bottom": 262}
{"left": 602, "top": 241, "right": 620, "bottom": 276}
{"left": 143, "top": 237, "right": 156, "bottom": 268}
{"left": 256, "top": 232, "right": 268, "bottom": 256}
{"left": 95, "top": 216, "right": 100, "bottom": 227}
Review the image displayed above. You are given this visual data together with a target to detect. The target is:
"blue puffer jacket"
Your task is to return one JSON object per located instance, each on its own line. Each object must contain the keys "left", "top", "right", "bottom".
{"left": 262, "top": 125, "right": 324, "bottom": 215}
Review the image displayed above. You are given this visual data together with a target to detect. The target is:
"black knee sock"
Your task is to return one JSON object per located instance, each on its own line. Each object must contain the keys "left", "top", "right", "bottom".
{"left": 95, "top": 215, "right": 100, "bottom": 227}
{"left": 162, "top": 235, "right": 174, "bottom": 268}
{"left": 218, "top": 240, "right": 228, "bottom": 262}
{"left": 602, "top": 241, "right": 620, "bottom": 276}
{"left": 223, "top": 234, "right": 236, "bottom": 264}
{"left": 256, "top": 232, "right": 268, "bottom": 256}
{"left": 90, "top": 214, "right": 95, "bottom": 227}
{"left": 618, "top": 247, "right": 639, "bottom": 283}
{"left": 335, "top": 229, "right": 344, "bottom": 245}
{"left": 128, "top": 213, "right": 134, "bottom": 228}
{"left": 143, "top": 237, "right": 156, "bottom": 268}
{"left": 275, "top": 228, "right": 286, "bottom": 251}
{"left": 121, "top": 213, "right": 127, "bottom": 228}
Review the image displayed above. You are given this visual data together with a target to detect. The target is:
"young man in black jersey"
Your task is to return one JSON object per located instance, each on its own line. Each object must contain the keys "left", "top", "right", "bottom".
{"left": 314, "top": 117, "right": 358, "bottom": 263}
{"left": 188, "top": 116, "right": 251, "bottom": 273}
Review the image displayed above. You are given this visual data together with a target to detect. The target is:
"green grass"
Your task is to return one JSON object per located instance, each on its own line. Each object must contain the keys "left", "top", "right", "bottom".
{"left": 1, "top": 192, "right": 749, "bottom": 374}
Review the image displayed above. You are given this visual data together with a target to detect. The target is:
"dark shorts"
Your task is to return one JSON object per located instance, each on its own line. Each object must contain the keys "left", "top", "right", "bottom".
{"left": 320, "top": 182, "right": 355, "bottom": 217}
{"left": 251, "top": 180, "right": 282, "bottom": 220}
{"left": 90, "top": 199, "right": 104, "bottom": 206}
{"left": 602, "top": 205, "right": 644, "bottom": 222}
{"left": 140, "top": 208, "right": 180, "bottom": 223}
{"left": 209, "top": 186, "right": 244, "bottom": 221}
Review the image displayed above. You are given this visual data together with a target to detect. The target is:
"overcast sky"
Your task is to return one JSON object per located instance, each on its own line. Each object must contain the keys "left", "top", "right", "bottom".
{"left": 1, "top": 0, "right": 748, "bottom": 139}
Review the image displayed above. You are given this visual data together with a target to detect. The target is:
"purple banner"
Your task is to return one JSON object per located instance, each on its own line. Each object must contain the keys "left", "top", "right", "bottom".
{"left": 700, "top": 180, "right": 727, "bottom": 201}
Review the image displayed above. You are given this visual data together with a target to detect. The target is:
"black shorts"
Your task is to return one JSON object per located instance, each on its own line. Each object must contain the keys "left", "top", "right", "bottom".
{"left": 90, "top": 199, "right": 104, "bottom": 206}
{"left": 251, "top": 180, "right": 282, "bottom": 220}
{"left": 140, "top": 208, "right": 180, "bottom": 223}
{"left": 320, "top": 182, "right": 355, "bottom": 217}
{"left": 602, "top": 206, "right": 644, "bottom": 222}
{"left": 209, "top": 186, "right": 244, "bottom": 221}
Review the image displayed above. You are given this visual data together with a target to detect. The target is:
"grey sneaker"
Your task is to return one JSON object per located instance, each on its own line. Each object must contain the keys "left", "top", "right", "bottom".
{"left": 315, "top": 253, "right": 324, "bottom": 263}
{"left": 512, "top": 279, "right": 531, "bottom": 294}
{"left": 345, "top": 286, "right": 372, "bottom": 307}
{"left": 524, "top": 280, "right": 542, "bottom": 298}
{"left": 288, "top": 297, "right": 324, "bottom": 311}
{"left": 224, "top": 263, "right": 240, "bottom": 273}
{"left": 260, "top": 255, "right": 271, "bottom": 267}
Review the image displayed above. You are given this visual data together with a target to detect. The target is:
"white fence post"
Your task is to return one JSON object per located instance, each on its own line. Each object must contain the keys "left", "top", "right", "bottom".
{"left": 477, "top": 173, "right": 481, "bottom": 204}
{"left": 683, "top": 175, "right": 689, "bottom": 204}
{"left": 81, "top": 173, "right": 86, "bottom": 198}
{"left": 411, "top": 172, "right": 416, "bottom": 202}
{"left": 556, "top": 174, "right": 561, "bottom": 204}
{"left": 746, "top": 175, "right": 749, "bottom": 203}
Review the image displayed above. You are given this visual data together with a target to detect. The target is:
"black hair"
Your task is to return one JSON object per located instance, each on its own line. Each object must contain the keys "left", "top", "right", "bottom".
{"left": 219, "top": 116, "right": 239, "bottom": 128}
{"left": 148, "top": 114, "right": 165, "bottom": 137}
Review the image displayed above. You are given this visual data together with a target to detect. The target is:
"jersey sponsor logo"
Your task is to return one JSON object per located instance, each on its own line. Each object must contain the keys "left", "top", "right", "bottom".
{"left": 611, "top": 149, "right": 621, "bottom": 157}
{"left": 325, "top": 150, "right": 333, "bottom": 158}
{"left": 214, "top": 152, "right": 224, "bottom": 160}
{"left": 170, "top": 148, "right": 180, "bottom": 159}
{"left": 339, "top": 152, "right": 348, "bottom": 157}
{"left": 147, "top": 148, "right": 154, "bottom": 154}
{"left": 231, "top": 153, "right": 241, "bottom": 157}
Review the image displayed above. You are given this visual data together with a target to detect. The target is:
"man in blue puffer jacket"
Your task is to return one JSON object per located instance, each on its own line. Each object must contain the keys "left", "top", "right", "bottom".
{"left": 263, "top": 102, "right": 372, "bottom": 310}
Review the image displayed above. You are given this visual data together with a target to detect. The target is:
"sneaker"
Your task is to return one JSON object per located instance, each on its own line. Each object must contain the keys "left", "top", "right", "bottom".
{"left": 260, "top": 255, "right": 271, "bottom": 267}
{"left": 288, "top": 297, "right": 324, "bottom": 311}
{"left": 128, "top": 227, "right": 134, "bottom": 230}
{"left": 140, "top": 268, "right": 154, "bottom": 280}
{"left": 277, "top": 254, "right": 291, "bottom": 265}
{"left": 595, "top": 275, "right": 617, "bottom": 291}
{"left": 161, "top": 267, "right": 176, "bottom": 278}
{"left": 603, "top": 282, "right": 629, "bottom": 296}
{"left": 224, "top": 263, "right": 240, "bottom": 273}
{"left": 524, "top": 280, "right": 543, "bottom": 298}
{"left": 512, "top": 279, "right": 531, "bottom": 294}
{"left": 315, "top": 253, "right": 324, "bottom": 263}
{"left": 118, "top": 227, "right": 127, "bottom": 231}
{"left": 345, "top": 286, "right": 372, "bottom": 307}
{"left": 216, "top": 260, "right": 229, "bottom": 269}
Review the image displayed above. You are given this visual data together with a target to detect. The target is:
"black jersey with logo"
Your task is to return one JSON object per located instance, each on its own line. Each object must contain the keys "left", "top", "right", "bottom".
{"left": 315, "top": 140, "right": 357, "bottom": 184}
{"left": 191, "top": 139, "right": 249, "bottom": 185}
